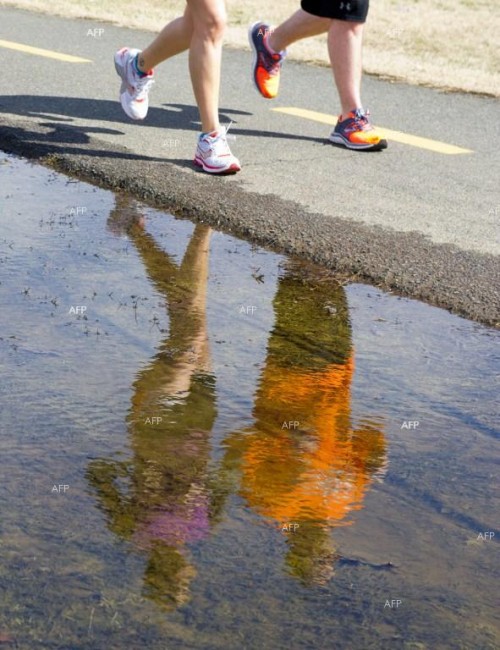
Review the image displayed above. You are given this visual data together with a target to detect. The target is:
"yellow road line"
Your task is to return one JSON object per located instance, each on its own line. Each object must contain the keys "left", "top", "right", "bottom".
{"left": 0, "top": 39, "right": 91, "bottom": 63}
{"left": 272, "top": 107, "right": 473, "bottom": 155}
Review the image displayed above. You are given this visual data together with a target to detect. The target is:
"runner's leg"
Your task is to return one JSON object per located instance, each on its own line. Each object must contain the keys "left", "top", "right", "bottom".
{"left": 267, "top": 9, "right": 330, "bottom": 53}
{"left": 138, "top": 6, "right": 194, "bottom": 71}
{"left": 328, "top": 20, "right": 364, "bottom": 116}
{"left": 187, "top": 0, "right": 227, "bottom": 133}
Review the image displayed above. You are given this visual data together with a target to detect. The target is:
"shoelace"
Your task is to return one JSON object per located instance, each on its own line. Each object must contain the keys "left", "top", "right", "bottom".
{"left": 260, "top": 49, "right": 283, "bottom": 77}
{"left": 212, "top": 132, "right": 231, "bottom": 156}
{"left": 351, "top": 108, "right": 372, "bottom": 130}
{"left": 202, "top": 123, "right": 234, "bottom": 155}
{"left": 134, "top": 75, "right": 155, "bottom": 98}
{"left": 213, "top": 138, "right": 230, "bottom": 156}
{"left": 223, "top": 121, "right": 235, "bottom": 140}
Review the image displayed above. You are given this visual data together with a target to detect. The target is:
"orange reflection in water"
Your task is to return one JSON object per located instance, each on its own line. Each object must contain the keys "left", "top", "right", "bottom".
{"left": 222, "top": 265, "right": 386, "bottom": 584}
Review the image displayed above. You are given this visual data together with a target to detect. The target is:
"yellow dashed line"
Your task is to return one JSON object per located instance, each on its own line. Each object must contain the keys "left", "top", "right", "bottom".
{"left": 0, "top": 39, "right": 91, "bottom": 63}
{"left": 272, "top": 107, "right": 473, "bottom": 155}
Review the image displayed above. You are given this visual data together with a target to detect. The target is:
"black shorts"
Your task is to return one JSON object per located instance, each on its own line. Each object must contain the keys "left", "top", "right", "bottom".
{"left": 301, "top": 0, "right": 369, "bottom": 22}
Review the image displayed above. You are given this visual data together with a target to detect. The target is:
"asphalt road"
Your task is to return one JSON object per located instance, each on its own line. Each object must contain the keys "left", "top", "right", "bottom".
{"left": 0, "top": 7, "right": 499, "bottom": 326}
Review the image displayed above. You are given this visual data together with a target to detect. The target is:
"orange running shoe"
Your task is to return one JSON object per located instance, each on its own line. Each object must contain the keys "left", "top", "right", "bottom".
{"left": 329, "top": 108, "right": 388, "bottom": 151}
{"left": 248, "top": 21, "right": 286, "bottom": 99}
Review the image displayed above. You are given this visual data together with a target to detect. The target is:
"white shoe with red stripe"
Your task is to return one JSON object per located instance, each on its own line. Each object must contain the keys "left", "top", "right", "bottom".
{"left": 194, "top": 127, "right": 241, "bottom": 175}
{"left": 114, "top": 47, "right": 154, "bottom": 120}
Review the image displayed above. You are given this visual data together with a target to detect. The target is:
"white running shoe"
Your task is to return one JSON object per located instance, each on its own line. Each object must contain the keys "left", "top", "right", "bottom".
{"left": 114, "top": 47, "right": 155, "bottom": 120}
{"left": 194, "top": 127, "right": 241, "bottom": 175}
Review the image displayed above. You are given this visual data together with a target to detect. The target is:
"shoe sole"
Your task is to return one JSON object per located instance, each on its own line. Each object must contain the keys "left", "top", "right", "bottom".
{"left": 329, "top": 133, "right": 388, "bottom": 151}
{"left": 248, "top": 22, "right": 275, "bottom": 100}
{"left": 193, "top": 157, "right": 241, "bottom": 175}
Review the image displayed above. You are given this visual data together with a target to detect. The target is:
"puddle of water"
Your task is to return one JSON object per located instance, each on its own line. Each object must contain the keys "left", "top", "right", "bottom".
{"left": 0, "top": 151, "right": 499, "bottom": 650}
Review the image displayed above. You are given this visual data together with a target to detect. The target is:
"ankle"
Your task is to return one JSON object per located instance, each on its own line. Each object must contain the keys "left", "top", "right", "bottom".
{"left": 201, "top": 126, "right": 222, "bottom": 137}
{"left": 265, "top": 31, "right": 282, "bottom": 56}
{"left": 134, "top": 53, "right": 150, "bottom": 77}
{"left": 340, "top": 106, "right": 362, "bottom": 120}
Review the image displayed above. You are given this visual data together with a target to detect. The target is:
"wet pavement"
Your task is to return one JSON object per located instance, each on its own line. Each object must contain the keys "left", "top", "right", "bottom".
{"left": 0, "top": 151, "right": 499, "bottom": 649}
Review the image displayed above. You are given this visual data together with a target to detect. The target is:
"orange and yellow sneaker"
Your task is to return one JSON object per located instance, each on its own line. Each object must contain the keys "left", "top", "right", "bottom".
{"left": 329, "top": 108, "right": 388, "bottom": 151}
{"left": 248, "top": 21, "right": 286, "bottom": 100}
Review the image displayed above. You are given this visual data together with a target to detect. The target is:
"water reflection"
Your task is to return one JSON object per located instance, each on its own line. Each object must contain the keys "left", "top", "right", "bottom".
{"left": 87, "top": 198, "right": 218, "bottom": 610}
{"left": 87, "top": 198, "right": 386, "bottom": 609}
{"left": 220, "top": 263, "right": 387, "bottom": 585}
{"left": 2, "top": 154, "right": 497, "bottom": 648}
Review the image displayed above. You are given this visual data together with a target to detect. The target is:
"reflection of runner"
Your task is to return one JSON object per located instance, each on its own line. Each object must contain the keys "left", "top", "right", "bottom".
{"left": 114, "top": 1, "right": 240, "bottom": 174}
{"left": 221, "top": 262, "right": 387, "bottom": 585}
{"left": 249, "top": 3, "right": 387, "bottom": 151}
{"left": 87, "top": 199, "right": 222, "bottom": 609}
{"left": 87, "top": 214, "right": 386, "bottom": 597}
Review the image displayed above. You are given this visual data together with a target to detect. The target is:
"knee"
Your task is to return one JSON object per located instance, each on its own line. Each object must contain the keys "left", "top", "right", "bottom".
{"left": 193, "top": 6, "right": 227, "bottom": 42}
{"left": 330, "top": 19, "right": 364, "bottom": 36}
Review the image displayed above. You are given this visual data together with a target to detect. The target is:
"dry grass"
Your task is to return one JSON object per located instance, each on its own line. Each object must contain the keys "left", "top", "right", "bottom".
{"left": 1, "top": 0, "right": 499, "bottom": 96}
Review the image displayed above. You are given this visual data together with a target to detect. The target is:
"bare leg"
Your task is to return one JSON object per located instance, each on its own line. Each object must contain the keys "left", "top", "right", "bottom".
{"left": 268, "top": 9, "right": 330, "bottom": 53}
{"left": 187, "top": 0, "right": 227, "bottom": 133}
{"left": 138, "top": 6, "right": 194, "bottom": 71}
{"left": 328, "top": 20, "right": 364, "bottom": 116}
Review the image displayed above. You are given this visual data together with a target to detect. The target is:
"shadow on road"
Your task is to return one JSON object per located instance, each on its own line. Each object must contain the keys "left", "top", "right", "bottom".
{"left": 0, "top": 96, "right": 327, "bottom": 167}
